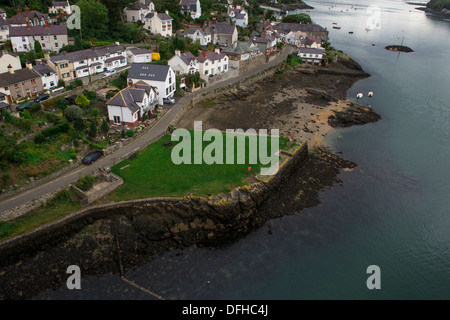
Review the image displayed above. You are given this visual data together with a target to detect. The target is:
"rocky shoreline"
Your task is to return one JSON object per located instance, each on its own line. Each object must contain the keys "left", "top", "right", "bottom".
{"left": 0, "top": 57, "right": 381, "bottom": 300}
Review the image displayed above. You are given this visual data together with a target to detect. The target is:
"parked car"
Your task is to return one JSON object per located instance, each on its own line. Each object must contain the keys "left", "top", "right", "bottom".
{"left": 103, "top": 69, "right": 117, "bottom": 77}
{"left": 15, "top": 101, "right": 34, "bottom": 112}
{"left": 34, "top": 93, "right": 49, "bottom": 103}
{"left": 163, "top": 97, "right": 176, "bottom": 105}
{"left": 82, "top": 151, "right": 103, "bottom": 165}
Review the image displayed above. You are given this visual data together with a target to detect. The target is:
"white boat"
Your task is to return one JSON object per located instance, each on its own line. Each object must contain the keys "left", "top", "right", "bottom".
{"left": 357, "top": 93, "right": 363, "bottom": 99}
{"left": 367, "top": 92, "right": 374, "bottom": 97}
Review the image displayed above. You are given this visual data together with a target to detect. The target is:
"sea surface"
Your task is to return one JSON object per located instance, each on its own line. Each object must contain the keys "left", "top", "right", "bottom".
{"left": 35, "top": 0, "right": 450, "bottom": 299}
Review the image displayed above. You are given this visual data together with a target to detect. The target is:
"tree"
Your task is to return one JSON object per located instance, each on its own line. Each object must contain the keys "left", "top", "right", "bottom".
{"left": 65, "top": 105, "right": 83, "bottom": 121}
{"left": 28, "top": 0, "right": 42, "bottom": 11}
{"left": 100, "top": 0, "right": 134, "bottom": 24}
{"left": 73, "top": 118, "right": 85, "bottom": 131}
{"left": 282, "top": 13, "right": 313, "bottom": 24}
{"left": 89, "top": 120, "right": 97, "bottom": 138}
{"left": 101, "top": 119, "right": 109, "bottom": 136}
{"left": 75, "top": 94, "right": 90, "bottom": 108}
{"left": 265, "top": 10, "right": 275, "bottom": 21}
{"left": 56, "top": 98, "right": 68, "bottom": 110}
{"left": 34, "top": 40, "right": 44, "bottom": 58}
{"left": 77, "top": 0, "right": 109, "bottom": 39}
{"left": 91, "top": 108, "right": 99, "bottom": 117}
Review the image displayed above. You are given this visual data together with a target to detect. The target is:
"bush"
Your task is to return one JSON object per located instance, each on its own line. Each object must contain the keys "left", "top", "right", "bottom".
{"left": 83, "top": 90, "right": 97, "bottom": 100}
{"left": 64, "top": 105, "right": 83, "bottom": 121}
{"left": 23, "top": 110, "right": 31, "bottom": 119}
{"left": 125, "top": 129, "right": 135, "bottom": 137}
{"left": 45, "top": 112, "right": 59, "bottom": 123}
{"left": 56, "top": 98, "right": 68, "bottom": 110}
{"left": 3, "top": 111, "right": 16, "bottom": 124}
{"left": 91, "top": 108, "right": 99, "bottom": 117}
{"left": 73, "top": 117, "right": 85, "bottom": 131}
{"left": 328, "top": 55, "right": 334, "bottom": 63}
{"left": 34, "top": 133, "right": 46, "bottom": 144}
{"left": 88, "top": 121, "right": 97, "bottom": 138}
{"left": 76, "top": 175, "right": 97, "bottom": 191}
{"left": 29, "top": 103, "right": 41, "bottom": 113}
{"left": 41, "top": 121, "right": 70, "bottom": 137}
{"left": 121, "top": 128, "right": 126, "bottom": 138}
{"left": 58, "top": 79, "right": 65, "bottom": 88}
{"left": 75, "top": 94, "right": 90, "bottom": 108}
{"left": 19, "top": 119, "right": 32, "bottom": 131}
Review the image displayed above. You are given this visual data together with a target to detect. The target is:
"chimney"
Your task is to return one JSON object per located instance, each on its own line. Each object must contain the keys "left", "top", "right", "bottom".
{"left": 26, "top": 60, "right": 32, "bottom": 70}
{"left": 175, "top": 49, "right": 180, "bottom": 57}
{"left": 44, "top": 52, "right": 50, "bottom": 60}
{"left": 26, "top": 18, "right": 30, "bottom": 29}
{"left": 165, "top": 9, "right": 169, "bottom": 15}
{"left": 24, "top": 5, "right": 30, "bottom": 12}
{"left": 7, "top": 64, "right": 13, "bottom": 74}
{"left": 45, "top": 19, "right": 49, "bottom": 29}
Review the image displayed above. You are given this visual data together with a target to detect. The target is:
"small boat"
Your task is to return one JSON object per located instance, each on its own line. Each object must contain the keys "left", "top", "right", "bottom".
{"left": 349, "top": 31, "right": 354, "bottom": 34}
{"left": 367, "top": 92, "right": 373, "bottom": 97}
{"left": 357, "top": 93, "right": 363, "bottom": 99}
{"left": 333, "top": 26, "right": 341, "bottom": 29}
{"left": 332, "top": 22, "right": 337, "bottom": 25}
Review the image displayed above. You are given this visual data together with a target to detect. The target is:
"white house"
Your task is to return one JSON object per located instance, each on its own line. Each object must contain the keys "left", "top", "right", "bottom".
{"left": 32, "top": 63, "right": 59, "bottom": 91}
{"left": 298, "top": 47, "right": 324, "bottom": 64}
{"left": 6, "top": 8, "right": 50, "bottom": 27}
{"left": 48, "top": 1, "right": 72, "bottom": 15}
{"left": 107, "top": 80, "right": 157, "bottom": 127}
{"left": 127, "top": 63, "right": 176, "bottom": 105}
{"left": 144, "top": 10, "right": 173, "bottom": 37}
{"left": 123, "top": 0, "right": 155, "bottom": 23}
{"left": 9, "top": 22, "right": 68, "bottom": 52}
{"left": 197, "top": 48, "right": 229, "bottom": 80}
{"left": 186, "top": 27, "right": 211, "bottom": 46}
{"left": 180, "top": 0, "right": 201, "bottom": 19}
{"left": 0, "top": 51, "right": 21, "bottom": 74}
{"left": 228, "top": 6, "right": 248, "bottom": 28}
{"left": 126, "top": 48, "right": 152, "bottom": 64}
{"left": 0, "top": 17, "right": 10, "bottom": 42}
{"left": 0, "top": 8, "right": 6, "bottom": 19}
{"left": 168, "top": 49, "right": 199, "bottom": 76}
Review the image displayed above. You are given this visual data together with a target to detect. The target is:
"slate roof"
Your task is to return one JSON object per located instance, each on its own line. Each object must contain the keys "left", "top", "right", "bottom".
{"left": 299, "top": 47, "right": 324, "bottom": 54}
{"left": 145, "top": 12, "right": 172, "bottom": 21}
{"left": 128, "top": 48, "right": 151, "bottom": 55}
{"left": 0, "top": 17, "right": 9, "bottom": 27}
{"left": 274, "top": 23, "right": 327, "bottom": 33}
{"left": 196, "top": 51, "right": 227, "bottom": 63}
{"left": 9, "top": 24, "right": 67, "bottom": 36}
{"left": 32, "top": 64, "right": 56, "bottom": 75}
{"left": 107, "top": 80, "right": 155, "bottom": 113}
{"left": 0, "top": 68, "right": 40, "bottom": 87}
{"left": 210, "top": 22, "right": 235, "bottom": 35}
{"left": 181, "top": 0, "right": 197, "bottom": 5}
{"left": 178, "top": 51, "right": 197, "bottom": 65}
{"left": 0, "top": 51, "right": 18, "bottom": 58}
{"left": 128, "top": 63, "right": 170, "bottom": 82}
{"left": 7, "top": 11, "right": 49, "bottom": 25}
{"left": 187, "top": 27, "right": 207, "bottom": 36}
{"left": 50, "top": 45, "right": 124, "bottom": 63}
{"left": 52, "top": 1, "right": 69, "bottom": 7}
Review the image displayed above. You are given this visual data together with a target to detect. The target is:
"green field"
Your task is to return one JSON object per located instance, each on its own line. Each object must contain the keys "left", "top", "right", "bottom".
{"left": 111, "top": 131, "right": 291, "bottom": 201}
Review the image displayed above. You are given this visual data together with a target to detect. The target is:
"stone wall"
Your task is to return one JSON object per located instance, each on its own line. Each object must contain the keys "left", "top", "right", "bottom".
{"left": 71, "top": 172, "right": 123, "bottom": 206}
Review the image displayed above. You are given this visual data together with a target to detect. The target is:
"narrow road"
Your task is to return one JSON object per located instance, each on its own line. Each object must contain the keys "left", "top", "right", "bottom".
{"left": 0, "top": 46, "right": 293, "bottom": 216}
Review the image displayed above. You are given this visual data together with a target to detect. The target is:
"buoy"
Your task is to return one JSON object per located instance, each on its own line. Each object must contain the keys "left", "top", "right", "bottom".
{"left": 367, "top": 92, "right": 373, "bottom": 97}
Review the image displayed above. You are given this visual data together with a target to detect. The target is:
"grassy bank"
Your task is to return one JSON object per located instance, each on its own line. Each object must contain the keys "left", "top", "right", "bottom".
{"left": 110, "top": 131, "right": 292, "bottom": 201}
{"left": 0, "top": 190, "right": 81, "bottom": 240}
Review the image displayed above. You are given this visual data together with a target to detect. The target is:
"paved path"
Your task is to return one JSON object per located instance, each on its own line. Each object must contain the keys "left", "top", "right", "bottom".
{"left": 0, "top": 46, "right": 293, "bottom": 215}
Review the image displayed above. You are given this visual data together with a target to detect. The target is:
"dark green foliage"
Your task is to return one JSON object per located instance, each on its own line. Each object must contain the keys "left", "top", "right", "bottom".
{"left": 56, "top": 98, "right": 69, "bottom": 110}
{"left": 64, "top": 105, "right": 83, "bottom": 121}
{"left": 73, "top": 118, "right": 85, "bottom": 132}
{"left": 34, "top": 133, "right": 46, "bottom": 144}
{"left": 41, "top": 121, "right": 70, "bottom": 138}
{"left": 76, "top": 175, "right": 98, "bottom": 191}
{"left": 125, "top": 129, "right": 135, "bottom": 137}
{"left": 101, "top": 119, "right": 109, "bottom": 135}
{"left": 45, "top": 113, "right": 59, "bottom": 123}
{"left": 282, "top": 13, "right": 313, "bottom": 24}
{"left": 88, "top": 121, "right": 97, "bottom": 138}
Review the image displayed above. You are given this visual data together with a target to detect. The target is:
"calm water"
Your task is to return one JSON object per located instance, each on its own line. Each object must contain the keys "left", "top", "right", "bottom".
{"left": 36, "top": 0, "right": 450, "bottom": 299}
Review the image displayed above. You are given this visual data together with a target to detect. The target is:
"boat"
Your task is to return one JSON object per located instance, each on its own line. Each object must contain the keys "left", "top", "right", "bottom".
{"left": 333, "top": 26, "right": 341, "bottom": 29}
{"left": 357, "top": 93, "right": 363, "bottom": 99}
{"left": 332, "top": 22, "right": 337, "bottom": 25}
{"left": 367, "top": 92, "right": 374, "bottom": 97}
{"left": 349, "top": 31, "right": 354, "bottom": 34}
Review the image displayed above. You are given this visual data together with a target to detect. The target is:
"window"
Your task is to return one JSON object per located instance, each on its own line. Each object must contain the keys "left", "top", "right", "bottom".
{"left": 23, "top": 44, "right": 27, "bottom": 49}
{"left": 113, "top": 116, "right": 121, "bottom": 124}
{"left": 42, "top": 43, "right": 45, "bottom": 48}
{"left": 205, "top": 70, "right": 208, "bottom": 75}
{"left": 31, "top": 79, "right": 36, "bottom": 84}
{"left": 41, "top": 36, "right": 44, "bottom": 41}
{"left": 54, "top": 35, "right": 57, "bottom": 40}
{"left": 55, "top": 43, "right": 58, "bottom": 48}
{"left": 22, "top": 37, "right": 26, "bottom": 42}
{"left": 169, "top": 76, "right": 172, "bottom": 84}
{"left": 50, "top": 81, "right": 54, "bottom": 87}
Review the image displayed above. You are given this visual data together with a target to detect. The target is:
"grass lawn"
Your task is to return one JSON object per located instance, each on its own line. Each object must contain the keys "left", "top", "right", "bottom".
{"left": 0, "top": 190, "right": 81, "bottom": 240}
{"left": 111, "top": 131, "right": 291, "bottom": 201}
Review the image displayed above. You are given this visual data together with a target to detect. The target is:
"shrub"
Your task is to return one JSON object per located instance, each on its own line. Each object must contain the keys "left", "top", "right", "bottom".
{"left": 101, "top": 119, "right": 109, "bottom": 135}
{"left": 34, "top": 133, "right": 46, "bottom": 144}
{"left": 328, "top": 55, "right": 334, "bottom": 63}
{"left": 126, "top": 129, "right": 135, "bottom": 137}
{"left": 29, "top": 103, "right": 41, "bottom": 113}
{"left": 73, "top": 117, "right": 85, "bottom": 131}
{"left": 19, "top": 119, "right": 32, "bottom": 131}
{"left": 45, "top": 112, "right": 59, "bottom": 123}
{"left": 56, "top": 98, "right": 68, "bottom": 110}
{"left": 23, "top": 110, "right": 31, "bottom": 119}
{"left": 64, "top": 105, "right": 83, "bottom": 121}
{"left": 76, "top": 175, "right": 97, "bottom": 191}
{"left": 121, "top": 128, "right": 126, "bottom": 138}
{"left": 73, "top": 79, "right": 83, "bottom": 87}
{"left": 83, "top": 90, "right": 97, "bottom": 100}
{"left": 3, "top": 111, "right": 17, "bottom": 125}
{"left": 91, "top": 108, "right": 99, "bottom": 117}
{"left": 58, "top": 79, "right": 65, "bottom": 88}
{"left": 88, "top": 121, "right": 97, "bottom": 138}
{"left": 41, "top": 121, "right": 70, "bottom": 137}
{"left": 75, "top": 94, "right": 90, "bottom": 108}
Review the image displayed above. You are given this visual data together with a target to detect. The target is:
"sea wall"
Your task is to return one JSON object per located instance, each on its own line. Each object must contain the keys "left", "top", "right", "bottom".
{"left": 0, "top": 141, "right": 308, "bottom": 266}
